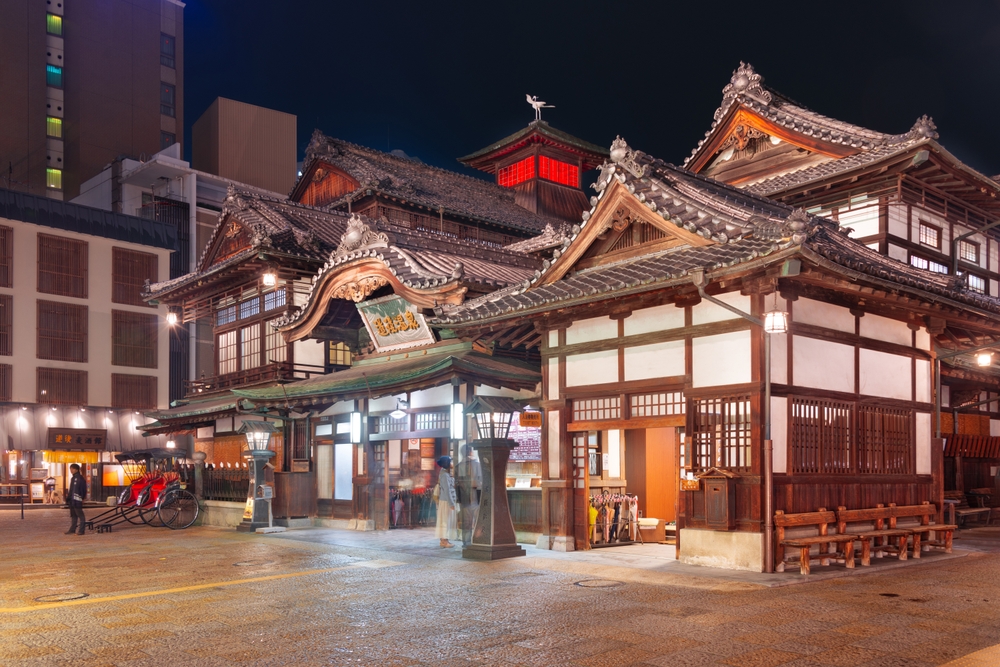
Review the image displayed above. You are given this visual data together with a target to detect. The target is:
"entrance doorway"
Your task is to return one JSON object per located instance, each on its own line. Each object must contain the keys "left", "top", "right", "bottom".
{"left": 625, "top": 427, "right": 677, "bottom": 525}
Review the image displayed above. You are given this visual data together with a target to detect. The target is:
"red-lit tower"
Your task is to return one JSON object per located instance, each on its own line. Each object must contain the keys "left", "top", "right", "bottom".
{"left": 459, "top": 120, "right": 608, "bottom": 223}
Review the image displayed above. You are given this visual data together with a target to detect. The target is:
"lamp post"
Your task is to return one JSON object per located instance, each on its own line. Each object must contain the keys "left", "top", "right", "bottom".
{"left": 461, "top": 396, "right": 526, "bottom": 560}
{"left": 236, "top": 420, "right": 277, "bottom": 533}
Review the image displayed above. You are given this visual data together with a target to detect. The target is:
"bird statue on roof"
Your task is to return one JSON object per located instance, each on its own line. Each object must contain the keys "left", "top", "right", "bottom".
{"left": 526, "top": 94, "right": 554, "bottom": 122}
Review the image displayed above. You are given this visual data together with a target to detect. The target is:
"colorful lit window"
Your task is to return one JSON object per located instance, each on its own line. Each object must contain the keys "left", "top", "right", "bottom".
{"left": 46, "top": 65, "right": 63, "bottom": 88}
{"left": 968, "top": 274, "right": 986, "bottom": 294}
{"left": 46, "top": 13, "right": 63, "bottom": 36}
{"left": 538, "top": 156, "right": 579, "bottom": 187}
{"left": 46, "top": 117, "right": 62, "bottom": 138}
{"left": 497, "top": 157, "right": 535, "bottom": 188}
{"left": 45, "top": 168, "right": 62, "bottom": 189}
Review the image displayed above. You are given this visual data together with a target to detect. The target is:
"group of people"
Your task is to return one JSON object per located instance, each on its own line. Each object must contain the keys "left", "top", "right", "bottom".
{"left": 434, "top": 445, "right": 481, "bottom": 549}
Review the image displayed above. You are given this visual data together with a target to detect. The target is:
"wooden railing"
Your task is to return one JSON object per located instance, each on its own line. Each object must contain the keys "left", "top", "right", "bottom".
{"left": 184, "top": 361, "right": 326, "bottom": 397}
{"left": 203, "top": 467, "right": 251, "bottom": 502}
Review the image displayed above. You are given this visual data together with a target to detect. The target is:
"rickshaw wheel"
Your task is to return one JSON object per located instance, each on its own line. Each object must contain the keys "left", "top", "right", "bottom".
{"left": 159, "top": 489, "right": 199, "bottom": 530}
{"left": 139, "top": 504, "right": 164, "bottom": 527}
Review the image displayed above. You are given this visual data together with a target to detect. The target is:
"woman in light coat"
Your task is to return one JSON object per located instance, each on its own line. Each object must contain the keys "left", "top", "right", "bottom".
{"left": 435, "top": 456, "right": 457, "bottom": 548}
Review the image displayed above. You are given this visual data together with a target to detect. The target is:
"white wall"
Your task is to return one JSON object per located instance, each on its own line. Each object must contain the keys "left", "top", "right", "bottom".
{"left": 793, "top": 336, "right": 854, "bottom": 393}
{"left": 771, "top": 396, "right": 787, "bottom": 474}
{"left": 565, "top": 350, "right": 618, "bottom": 387}
{"left": 860, "top": 314, "right": 911, "bottom": 346}
{"left": 692, "top": 330, "right": 751, "bottom": 387}
{"left": 692, "top": 292, "right": 750, "bottom": 326}
{"left": 623, "top": 340, "right": 684, "bottom": 381}
{"left": 794, "top": 298, "right": 854, "bottom": 334}
{"left": 859, "top": 349, "right": 911, "bottom": 401}
{"left": 565, "top": 316, "right": 617, "bottom": 345}
{"left": 916, "top": 412, "right": 931, "bottom": 475}
{"left": 623, "top": 303, "right": 685, "bottom": 336}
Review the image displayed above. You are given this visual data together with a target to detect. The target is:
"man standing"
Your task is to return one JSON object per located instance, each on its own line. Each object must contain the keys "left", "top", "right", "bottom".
{"left": 455, "top": 444, "right": 481, "bottom": 547}
{"left": 66, "top": 464, "right": 87, "bottom": 535}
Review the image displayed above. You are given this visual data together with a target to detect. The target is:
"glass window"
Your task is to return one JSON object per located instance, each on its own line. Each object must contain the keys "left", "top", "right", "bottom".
{"left": 46, "top": 65, "right": 63, "bottom": 88}
{"left": 46, "top": 13, "right": 62, "bottom": 35}
{"left": 160, "top": 83, "right": 175, "bottom": 117}
{"left": 968, "top": 274, "right": 986, "bottom": 294}
{"left": 328, "top": 341, "right": 351, "bottom": 368}
{"left": 497, "top": 156, "right": 535, "bottom": 188}
{"left": 160, "top": 33, "right": 175, "bottom": 68}
{"left": 46, "top": 116, "right": 62, "bottom": 138}
{"left": 959, "top": 240, "right": 979, "bottom": 264}
{"left": 918, "top": 222, "right": 940, "bottom": 248}
{"left": 160, "top": 131, "right": 175, "bottom": 150}
{"left": 538, "top": 155, "right": 580, "bottom": 187}
{"left": 45, "top": 168, "right": 62, "bottom": 189}
{"left": 929, "top": 260, "right": 949, "bottom": 275}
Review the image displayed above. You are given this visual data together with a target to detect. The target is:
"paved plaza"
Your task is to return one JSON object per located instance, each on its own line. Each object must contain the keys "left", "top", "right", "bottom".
{"left": 3, "top": 509, "right": 1000, "bottom": 666}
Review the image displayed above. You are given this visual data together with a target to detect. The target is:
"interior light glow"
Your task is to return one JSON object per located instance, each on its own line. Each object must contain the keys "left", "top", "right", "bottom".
{"left": 262, "top": 271, "right": 277, "bottom": 287}
{"left": 166, "top": 312, "right": 178, "bottom": 326}
{"left": 763, "top": 310, "right": 789, "bottom": 335}
{"left": 977, "top": 352, "right": 993, "bottom": 367}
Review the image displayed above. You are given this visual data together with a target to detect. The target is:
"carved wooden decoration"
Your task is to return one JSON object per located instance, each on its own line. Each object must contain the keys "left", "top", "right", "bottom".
{"left": 330, "top": 276, "right": 388, "bottom": 303}
{"left": 208, "top": 220, "right": 253, "bottom": 267}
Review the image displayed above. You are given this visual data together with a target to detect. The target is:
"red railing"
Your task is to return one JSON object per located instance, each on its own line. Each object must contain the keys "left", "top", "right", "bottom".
{"left": 183, "top": 361, "right": 326, "bottom": 397}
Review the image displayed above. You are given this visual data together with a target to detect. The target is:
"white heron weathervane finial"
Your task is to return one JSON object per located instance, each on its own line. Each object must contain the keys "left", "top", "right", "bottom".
{"left": 526, "top": 94, "right": 554, "bottom": 122}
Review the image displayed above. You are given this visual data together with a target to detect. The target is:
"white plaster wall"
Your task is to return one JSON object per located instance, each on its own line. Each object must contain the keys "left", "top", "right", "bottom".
{"left": 915, "top": 359, "right": 931, "bottom": 404}
{"left": 565, "top": 350, "right": 618, "bottom": 387}
{"left": 292, "top": 338, "right": 325, "bottom": 369}
{"left": 769, "top": 333, "right": 788, "bottom": 385}
{"left": 319, "top": 401, "right": 355, "bottom": 416}
{"left": 887, "top": 204, "right": 907, "bottom": 238}
{"left": 473, "top": 385, "right": 535, "bottom": 400}
{"left": 793, "top": 336, "right": 854, "bottom": 393}
{"left": 547, "top": 357, "right": 559, "bottom": 400}
{"left": 0, "top": 217, "right": 172, "bottom": 409}
{"left": 410, "top": 384, "right": 453, "bottom": 409}
{"left": 547, "top": 409, "right": 560, "bottom": 480}
{"left": 548, "top": 331, "right": 558, "bottom": 348}
{"left": 606, "top": 429, "right": 621, "bottom": 478}
{"left": 623, "top": 340, "right": 684, "bottom": 381}
{"left": 623, "top": 303, "right": 685, "bottom": 336}
{"left": 839, "top": 205, "right": 879, "bottom": 238}
{"left": 692, "top": 292, "right": 750, "bottom": 326}
{"left": 692, "top": 330, "right": 751, "bottom": 388}
{"left": 565, "top": 316, "right": 617, "bottom": 345}
{"left": 942, "top": 385, "right": 950, "bottom": 408}
{"left": 888, "top": 244, "right": 908, "bottom": 263}
{"left": 369, "top": 394, "right": 404, "bottom": 412}
{"left": 771, "top": 396, "right": 787, "bottom": 474}
{"left": 794, "top": 298, "right": 854, "bottom": 334}
{"left": 915, "top": 329, "right": 931, "bottom": 351}
{"left": 992, "top": 419, "right": 1000, "bottom": 437}
{"left": 859, "top": 349, "right": 911, "bottom": 400}
{"left": 859, "top": 313, "right": 911, "bottom": 346}
{"left": 916, "top": 412, "right": 931, "bottom": 475}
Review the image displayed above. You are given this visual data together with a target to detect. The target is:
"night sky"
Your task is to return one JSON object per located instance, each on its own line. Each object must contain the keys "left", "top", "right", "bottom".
{"left": 184, "top": 1, "right": 1000, "bottom": 180}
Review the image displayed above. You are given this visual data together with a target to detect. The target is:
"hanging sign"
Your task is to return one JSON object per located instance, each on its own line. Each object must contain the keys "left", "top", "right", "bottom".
{"left": 47, "top": 429, "right": 108, "bottom": 450}
{"left": 519, "top": 412, "right": 542, "bottom": 428}
{"left": 357, "top": 295, "right": 436, "bottom": 353}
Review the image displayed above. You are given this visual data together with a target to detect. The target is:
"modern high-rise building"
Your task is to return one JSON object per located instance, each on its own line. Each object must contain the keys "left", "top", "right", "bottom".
{"left": 0, "top": 0, "right": 184, "bottom": 201}
{"left": 192, "top": 97, "right": 297, "bottom": 195}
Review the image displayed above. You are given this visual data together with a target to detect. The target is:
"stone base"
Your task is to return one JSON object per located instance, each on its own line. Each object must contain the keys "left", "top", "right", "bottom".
{"left": 199, "top": 500, "right": 245, "bottom": 528}
{"left": 236, "top": 520, "right": 269, "bottom": 533}
{"left": 462, "top": 543, "right": 526, "bottom": 560}
{"left": 678, "top": 528, "right": 763, "bottom": 572}
{"left": 274, "top": 517, "right": 313, "bottom": 529}
{"left": 347, "top": 519, "right": 375, "bottom": 531}
{"left": 535, "top": 535, "right": 575, "bottom": 552}
{"left": 256, "top": 526, "right": 286, "bottom": 534}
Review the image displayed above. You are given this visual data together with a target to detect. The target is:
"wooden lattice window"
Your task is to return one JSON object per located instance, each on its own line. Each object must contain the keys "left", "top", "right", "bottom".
{"left": 691, "top": 395, "right": 752, "bottom": 472}
{"left": 572, "top": 397, "right": 621, "bottom": 421}
{"left": 374, "top": 415, "right": 408, "bottom": 434}
{"left": 0, "top": 225, "right": 12, "bottom": 288}
{"left": 790, "top": 397, "right": 853, "bottom": 474}
{"left": 112, "top": 248, "right": 158, "bottom": 306}
{"left": 538, "top": 156, "right": 580, "bottom": 187}
{"left": 497, "top": 156, "right": 536, "bottom": 188}
{"left": 37, "top": 367, "right": 87, "bottom": 405}
{"left": 38, "top": 234, "right": 87, "bottom": 297}
{"left": 111, "top": 373, "right": 157, "bottom": 410}
{"left": 266, "top": 319, "right": 287, "bottom": 364}
{"left": 37, "top": 300, "right": 87, "bottom": 362}
{"left": 857, "top": 405, "right": 913, "bottom": 474}
{"left": 240, "top": 323, "right": 261, "bottom": 370}
{"left": 0, "top": 294, "right": 11, "bottom": 356}
{"left": 217, "top": 330, "right": 237, "bottom": 375}
{"left": 327, "top": 341, "right": 350, "bottom": 368}
{"left": 415, "top": 412, "right": 449, "bottom": 431}
{"left": 112, "top": 310, "right": 157, "bottom": 368}
{"left": 0, "top": 364, "right": 10, "bottom": 401}
{"left": 630, "top": 391, "right": 685, "bottom": 418}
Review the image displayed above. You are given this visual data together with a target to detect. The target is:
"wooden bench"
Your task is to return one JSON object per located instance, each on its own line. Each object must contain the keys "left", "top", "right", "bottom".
{"left": 944, "top": 490, "right": 991, "bottom": 527}
{"left": 836, "top": 505, "right": 911, "bottom": 566}
{"left": 968, "top": 488, "right": 998, "bottom": 526}
{"left": 888, "top": 502, "right": 957, "bottom": 557}
{"left": 774, "top": 508, "right": 857, "bottom": 575}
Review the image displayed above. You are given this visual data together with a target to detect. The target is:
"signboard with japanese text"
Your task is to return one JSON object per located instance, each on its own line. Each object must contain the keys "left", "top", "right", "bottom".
{"left": 46, "top": 429, "right": 108, "bottom": 450}
{"left": 357, "top": 295, "right": 436, "bottom": 353}
{"left": 519, "top": 411, "right": 542, "bottom": 428}
{"left": 508, "top": 412, "right": 541, "bottom": 462}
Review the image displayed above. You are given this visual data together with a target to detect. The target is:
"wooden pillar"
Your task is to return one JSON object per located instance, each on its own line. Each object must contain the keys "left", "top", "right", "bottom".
{"left": 932, "top": 437, "right": 946, "bottom": 524}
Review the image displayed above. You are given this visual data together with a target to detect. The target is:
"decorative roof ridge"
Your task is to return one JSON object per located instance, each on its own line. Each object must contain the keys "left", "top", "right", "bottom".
{"left": 458, "top": 119, "right": 610, "bottom": 163}
{"left": 380, "top": 222, "right": 541, "bottom": 265}
{"left": 683, "top": 62, "right": 935, "bottom": 168}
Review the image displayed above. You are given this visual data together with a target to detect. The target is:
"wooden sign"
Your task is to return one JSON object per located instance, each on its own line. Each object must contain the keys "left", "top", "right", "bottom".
{"left": 357, "top": 295, "right": 435, "bottom": 353}
{"left": 519, "top": 411, "right": 542, "bottom": 428}
{"left": 47, "top": 428, "right": 108, "bottom": 450}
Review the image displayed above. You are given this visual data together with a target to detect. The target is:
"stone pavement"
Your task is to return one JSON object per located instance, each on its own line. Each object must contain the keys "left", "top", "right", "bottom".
{"left": 3, "top": 509, "right": 1000, "bottom": 666}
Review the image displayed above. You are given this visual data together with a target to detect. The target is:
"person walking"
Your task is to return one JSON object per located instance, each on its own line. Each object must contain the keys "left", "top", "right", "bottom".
{"left": 434, "top": 456, "right": 457, "bottom": 548}
{"left": 44, "top": 474, "right": 57, "bottom": 504}
{"left": 66, "top": 464, "right": 87, "bottom": 535}
{"left": 455, "top": 444, "right": 481, "bottom": 547}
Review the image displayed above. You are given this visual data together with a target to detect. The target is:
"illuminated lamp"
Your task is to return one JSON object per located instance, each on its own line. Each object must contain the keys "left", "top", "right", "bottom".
{"left": 262, "top": 270, "right": 277, "bottom": 287}
{"left": 166, "top": 440, "right": 176, "bottom": 449}
{"left": 977, "top": 352, "right": 993, "bottom": 367}
{"left": 166, "top": 312, "right": 178, "bottom": 326}
{"left": 236, "top": 420, "right": 277, "bottom": 532}
{"left": 389, "top": 399, "right": 408, "bottom": 420}
{"left": 763, "top": 310, "right": 788, "bottom": 335}
{"left": 349, "top": 412, "right": 362, "bottom": 444}
{"left": 450, "top": 403, "right": 464, "bottom": 441}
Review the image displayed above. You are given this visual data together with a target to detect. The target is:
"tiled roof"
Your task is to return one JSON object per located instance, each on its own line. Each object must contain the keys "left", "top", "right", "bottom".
{"left": 504, "top": 222, "right": 573, "bottom": 254}
{"left": 458, "top": 120, "right": 609, "bottom": 166}
{"left": 684, "top": 62, "right": 938, "bottom": 168}
{"left": 295, "top": 131, "right": 563, "bottom": 234}
{"left": 433, "top": 138, "right": 1000, "bottom": 326}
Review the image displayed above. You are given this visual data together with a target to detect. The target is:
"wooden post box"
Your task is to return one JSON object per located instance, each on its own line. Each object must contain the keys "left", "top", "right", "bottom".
{"left": 698, "top": 467, "right": 737, "bottom": 531}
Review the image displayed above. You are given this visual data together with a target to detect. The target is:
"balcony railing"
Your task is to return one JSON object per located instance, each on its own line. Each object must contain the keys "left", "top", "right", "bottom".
{"left": 184, "top": 361, "right": 326, "bottom": 397}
